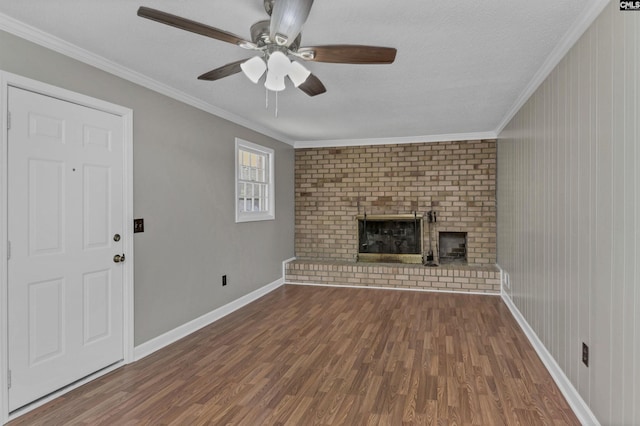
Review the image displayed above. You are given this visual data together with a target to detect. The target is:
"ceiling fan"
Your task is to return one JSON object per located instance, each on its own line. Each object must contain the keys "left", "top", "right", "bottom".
{"left": 137, "top": 0, "right": 397, "bottom": 97}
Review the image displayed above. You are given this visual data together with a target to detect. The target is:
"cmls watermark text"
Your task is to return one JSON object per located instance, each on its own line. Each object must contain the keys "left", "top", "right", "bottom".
{"left": 620, "top": 1, "right": 640, "bottom": 10}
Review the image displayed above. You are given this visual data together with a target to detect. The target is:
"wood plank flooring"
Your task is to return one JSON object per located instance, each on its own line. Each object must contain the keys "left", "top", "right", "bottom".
{"left": 9, "top": 285, "right": 579, "bottom": 425}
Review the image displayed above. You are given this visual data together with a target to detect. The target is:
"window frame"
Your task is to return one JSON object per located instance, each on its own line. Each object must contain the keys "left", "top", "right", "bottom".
{"left": 235, "top": 138, "right": 275, "bottom": 223}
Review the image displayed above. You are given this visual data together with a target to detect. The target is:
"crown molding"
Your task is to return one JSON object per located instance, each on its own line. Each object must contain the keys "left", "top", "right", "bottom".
{"left": 495, "top": 0, "right": 611, "bottom": 136}
{"left": 0, "top": 12, "right": 296, "bottom": 146}
{"left": 293, "top": 131, "right": 497, "bottom": 149}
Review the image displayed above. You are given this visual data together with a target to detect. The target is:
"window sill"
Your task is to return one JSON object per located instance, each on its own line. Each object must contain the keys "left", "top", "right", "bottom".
{"left": 235, "top": 213, "right": 275, "bottom": 223}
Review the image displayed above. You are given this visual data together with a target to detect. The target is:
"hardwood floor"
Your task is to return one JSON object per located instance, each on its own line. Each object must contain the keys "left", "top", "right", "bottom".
{"left": 9, "top": 285, "right": 579, "bottom": 425}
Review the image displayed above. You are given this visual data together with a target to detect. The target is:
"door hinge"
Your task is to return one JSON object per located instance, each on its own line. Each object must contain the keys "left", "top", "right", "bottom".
{"left": 7, "top": 240, "right": 11, "bottom": 260}
{"left": 7, "top": 111, "right": 11, "bottom": 130}
{"left": 7, "top": 369, "right": 11, "bottom": 389}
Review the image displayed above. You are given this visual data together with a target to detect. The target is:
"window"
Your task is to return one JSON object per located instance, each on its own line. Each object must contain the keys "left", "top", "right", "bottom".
{"left": 235, "top": 138, "right": 275, "bottom": 222}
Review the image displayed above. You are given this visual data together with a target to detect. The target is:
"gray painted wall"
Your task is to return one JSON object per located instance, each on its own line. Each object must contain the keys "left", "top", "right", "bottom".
{"left": 0, "top": 30, "right": 295, "bottom": 345}
{"left": 498, "top": 3, "right": 639, "bottom": 424}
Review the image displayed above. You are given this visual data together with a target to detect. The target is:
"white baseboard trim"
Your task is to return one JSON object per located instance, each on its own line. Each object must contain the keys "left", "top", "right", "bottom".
{"left": 134, "top": 277, "right": 284, "bottom": 361}
{"left": 501, "top": 292, "right": 600, "bottom": 426}
{"left": 286, "top": 281, "right": 500, "bottom": 297}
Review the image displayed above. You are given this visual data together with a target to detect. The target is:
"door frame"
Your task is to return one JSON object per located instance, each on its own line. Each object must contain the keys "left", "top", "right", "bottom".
{"left": 0, "top": 71, "right": 134, "bottom": 423}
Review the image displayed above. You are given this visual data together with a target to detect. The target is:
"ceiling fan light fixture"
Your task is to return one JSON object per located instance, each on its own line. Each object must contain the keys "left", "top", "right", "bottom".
{"left": 288, "top": 61, "right": 311, "bottom": 87}
{"left": 267, "top": 51, "right": 291, "bottom": 77}
{"left": 264, "top": 70, "right": 286, "bottom": 91}
{"left": 240, "top": 56, "right": 267, "bottom": 83}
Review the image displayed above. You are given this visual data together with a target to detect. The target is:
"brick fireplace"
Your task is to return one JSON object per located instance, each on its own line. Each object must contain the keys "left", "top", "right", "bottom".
{"left": 287, "top": 139, "right": 499, "bottom": 293}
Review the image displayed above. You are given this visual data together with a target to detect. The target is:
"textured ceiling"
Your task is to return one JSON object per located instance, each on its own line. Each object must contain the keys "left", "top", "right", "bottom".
{"left": 0, "top": 0, "right": 605, "bottom": 145}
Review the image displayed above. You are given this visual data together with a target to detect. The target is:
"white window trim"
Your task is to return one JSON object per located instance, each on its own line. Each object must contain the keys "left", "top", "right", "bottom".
{"left": 235, "top": 138, "right": 275, "bottom": 223}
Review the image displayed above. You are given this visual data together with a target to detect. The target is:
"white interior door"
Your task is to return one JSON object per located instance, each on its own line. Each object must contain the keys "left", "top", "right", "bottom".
{"left": 7, "top": 86, "right": 125, "bottom": 411}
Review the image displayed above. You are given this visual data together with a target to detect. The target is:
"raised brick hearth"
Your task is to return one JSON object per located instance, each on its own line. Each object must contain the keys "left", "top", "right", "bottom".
{"left": 285, "top": 260, "right": 500, "bottom": 294}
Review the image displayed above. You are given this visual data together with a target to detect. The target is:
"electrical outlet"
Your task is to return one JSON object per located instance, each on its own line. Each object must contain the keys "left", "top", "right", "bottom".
{"left": 222, "top": 275, "right": 227, "bottom": 286}
{"left": 582, "top": 342, "right": 589, "bottom": 367}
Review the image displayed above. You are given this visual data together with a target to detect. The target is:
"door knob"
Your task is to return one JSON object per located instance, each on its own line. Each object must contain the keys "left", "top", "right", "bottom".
{"left": 113, "top": 254, "right": 125, "bottom": 263}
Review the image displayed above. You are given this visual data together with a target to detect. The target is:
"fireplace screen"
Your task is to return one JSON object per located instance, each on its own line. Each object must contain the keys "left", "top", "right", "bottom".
{"left": 357, "top": 214, "right": 423, "bottom": 263}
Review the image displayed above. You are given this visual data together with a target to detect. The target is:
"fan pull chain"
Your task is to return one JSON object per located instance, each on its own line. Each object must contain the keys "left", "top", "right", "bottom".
{"left": 263, "top": 89, "right": 279, "bottom": 118}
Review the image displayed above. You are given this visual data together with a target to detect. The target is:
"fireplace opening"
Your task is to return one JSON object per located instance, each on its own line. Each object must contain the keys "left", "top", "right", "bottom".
{"left": 439, "top": 232, "right": 467, "bottom": 265}
{"left": 357, "top": 214, "right": 423, "bottom": 264}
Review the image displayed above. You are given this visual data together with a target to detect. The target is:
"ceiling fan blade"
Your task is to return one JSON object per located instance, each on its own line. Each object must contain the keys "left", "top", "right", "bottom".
{"left": 269, "top": 0, "right": 314, "bottom": 47}
{"left": 137, "top": 7, "right": 254, "bottom": 48}
{"left": 297, "top": 45, "right": 397, "bottom": 64}
{"left": 298, "top": 73, "right": 326, "bottom": 96}
{"left": 197, "top": 59, "right": 245, "bottom": 81}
